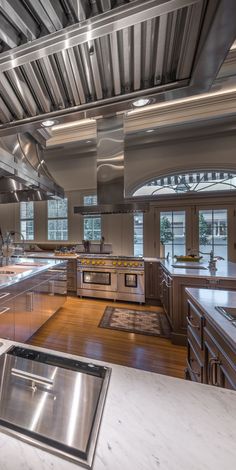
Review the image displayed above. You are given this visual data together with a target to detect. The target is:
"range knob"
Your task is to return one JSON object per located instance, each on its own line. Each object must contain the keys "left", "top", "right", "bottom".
{"left": 134, "top": 262, "right": 138, "bottom": 266}
{"left": 112, "top": 261, "right": 117, "bottom": 266}
{"left": 124, "top": 262, "right": 127, "bottom": 266}
{"left": 118, "top": 261, "right": 121, "bottom": 266}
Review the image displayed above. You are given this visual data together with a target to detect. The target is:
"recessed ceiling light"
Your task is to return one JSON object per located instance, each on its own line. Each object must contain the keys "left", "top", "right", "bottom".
{"left": 86, "top": 140, "right": 92, "bottom": 143}
{"left": 41, "top": 119, "right": 57, "bottom": 127}
{"left": 146, "top": 129, "right": 154, "bottom": 133}
{"left": 133, "top": 98, "right": 150, "bottom": 107}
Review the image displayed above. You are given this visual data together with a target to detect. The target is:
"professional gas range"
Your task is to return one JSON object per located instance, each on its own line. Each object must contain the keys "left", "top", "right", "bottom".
{"left": 77, "top": 256, "right": 145, "bottom": 302}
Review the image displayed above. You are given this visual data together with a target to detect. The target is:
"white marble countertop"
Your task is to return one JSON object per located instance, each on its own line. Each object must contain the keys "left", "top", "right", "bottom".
{"left": 186, "top": 287, "right": 236, "bottom": 349}
{"left": 0, "top": 339, "right": 235, "bottom": 470}
{"left": 0, "top": 257, "right": 66, "bottom": 289}
{"left": 160, "top": 259, "right": 236, "bottom": 279}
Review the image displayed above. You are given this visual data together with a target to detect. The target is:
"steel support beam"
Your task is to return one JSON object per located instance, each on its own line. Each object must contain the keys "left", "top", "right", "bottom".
{"left": 0, "top": 0, "right": 201, "bottom": 72}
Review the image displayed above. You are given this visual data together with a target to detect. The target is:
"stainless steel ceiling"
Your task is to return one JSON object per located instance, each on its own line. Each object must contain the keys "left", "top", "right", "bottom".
{"left": 0, "top": 0, "right": 235, "bottom": 136}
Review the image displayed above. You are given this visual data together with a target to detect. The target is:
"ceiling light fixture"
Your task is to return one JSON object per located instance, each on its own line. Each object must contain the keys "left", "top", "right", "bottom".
{"left": 133, "top": 98, "right": 150, "bottom": 107}
{"left": 41, "top": 119, "right": 57, "bottom": 127}
{"left": 146, "top": 129, "right": 154, "bottom": 133}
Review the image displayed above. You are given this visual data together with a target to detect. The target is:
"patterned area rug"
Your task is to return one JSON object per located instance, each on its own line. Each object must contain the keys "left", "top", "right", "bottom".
{"left": 99, "top": 307, "right": 171, "bottom": 338}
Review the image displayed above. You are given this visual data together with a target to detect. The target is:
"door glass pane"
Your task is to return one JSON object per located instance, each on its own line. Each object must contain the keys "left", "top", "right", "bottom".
{"left": 160, "top": 211, "right": 186, "bottom": 257}
{"left": 134, "top": 213, "right": 143, "bottom": 257}
{"left": 199, "top": 209, "right": 228, "bottom": 260}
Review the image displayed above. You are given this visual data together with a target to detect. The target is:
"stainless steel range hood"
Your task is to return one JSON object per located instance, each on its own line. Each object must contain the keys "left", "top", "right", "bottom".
{"left": 74, "top": 116, "right": 149, "bottom": 214}
{"left": 0, "top": 133, "right": 64, "bottom": 202}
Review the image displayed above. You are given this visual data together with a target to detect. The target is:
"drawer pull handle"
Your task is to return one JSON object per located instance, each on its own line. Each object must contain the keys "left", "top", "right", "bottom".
{"left": 0, "top": 292, "right": 10, "bottom": 300}
{"left": 0, "top": 307, "right": 10, "bottom": 315}
{"left": 208, "top": 357, "right": 221, "bottom": 386}
{"left": 187, "top": 316, "right": 200, "bottom": 329}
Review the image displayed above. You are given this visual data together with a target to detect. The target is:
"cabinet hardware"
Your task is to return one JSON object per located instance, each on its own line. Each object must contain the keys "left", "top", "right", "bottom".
{"left": 0, "top": 292, "right": 10, "bottom": 300}
{"left": 208, "top": 357, "right": 221, "bottom": 386}
{"left": 0, "top": 307, "right": 10, "bottom": 315}
{"left": 26, "top": 292, "right": 34, "bottom": 312}
{"left": 187, "top": 316, "right": 199, "bottom": 329}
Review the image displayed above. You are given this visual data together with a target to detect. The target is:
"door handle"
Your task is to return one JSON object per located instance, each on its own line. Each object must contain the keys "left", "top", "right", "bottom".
{"left": 0, "top": 307, "right": 10, "bottom": 315}
{"left": 26, "top": 292, "right": 34, "bottom": 311}
{"left": 187, "top": 316, "right": 200, "bottom": 330}
{"left": 0, "top": 292, "right": 10, "bottom": 300}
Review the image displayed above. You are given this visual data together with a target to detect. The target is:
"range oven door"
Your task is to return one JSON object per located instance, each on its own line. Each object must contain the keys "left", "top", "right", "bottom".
{"left": 80, "top": 268, "right": 117, "bottom": 292}
{"left": 117, "top": 270, "right": 144, "bottom": 295}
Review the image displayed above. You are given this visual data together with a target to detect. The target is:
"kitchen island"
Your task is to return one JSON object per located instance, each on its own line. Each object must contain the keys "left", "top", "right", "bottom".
{"left": 0, "top": 258, "right": 67, "bottom": 342}
{"left": 0, "top": 339, "right": 235, "bottom": 470}
{"left": 144, "top": 258, "right": 236, "bottom": 344}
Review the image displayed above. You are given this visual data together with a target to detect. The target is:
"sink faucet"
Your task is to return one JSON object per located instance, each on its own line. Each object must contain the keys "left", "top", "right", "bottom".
{"left": 5, "top": 231, "right": 25, "bottom": 258}
{"left": 199, "top": 249, "right": 224, "bottom": 271}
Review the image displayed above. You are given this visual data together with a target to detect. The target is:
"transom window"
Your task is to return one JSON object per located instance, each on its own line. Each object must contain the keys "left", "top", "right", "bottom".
{"left": 83, "top": 195, "right": 101, "bottom": 240}
{"left": 160, "top": 211, "right": 186, "bottom": 257}
{"left": 133, "top": 171, "right": 236, "bottom": 197}
{"left": 20, "top": 202, "right": 34, "bottom": 240}
{"left": 48, "top": 199, "right": 68, "bottom": 240}
{"left": 199, "top": 209, "right": 228, "bottom": 260}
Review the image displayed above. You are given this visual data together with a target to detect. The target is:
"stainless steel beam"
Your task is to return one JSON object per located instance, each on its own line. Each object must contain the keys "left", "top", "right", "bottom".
{"left": 0, "top": 71, "right": 25, "bottom": 119}
{"left": 0, "top": 0, "right": 200, "bottom": 72}
{"left": 6, "top": 68, "right": 38, "bottom": 116}
{"left": 22, "top": 63, "right": 51, "bottom": 113}
{"left": 109, "top": 32, "right": 121, "bottom": 95}
{"left": 0, "top": 96, "right": 12, "bottom": 123}
{"left": 154, "top": 14, "right": 168, "bottom": 85}
{"left": 0, "top": 0, "right": 38, "bottom": 41}
{"left": 38, "top": 56, "right": 65, "bottom": 109}
{"left": 67, "top": 0, "right": 90, "bottom": 21}
{"left": 67, "top": 48, "right": 86, "bottom": 104}
{"left": 0, "top": 12, "right": 19, "bottom": 48}
{"left": 39, "top": 0, "right": 65, "bottom": 30}
{"left": 0, "top": 79, "right": 189, "bottom": 136}
{"left": 26, "top": 0, "right": 57, "bottom": 33}
{"left": 133, "top": 23, "right": 141, "bottom": 91}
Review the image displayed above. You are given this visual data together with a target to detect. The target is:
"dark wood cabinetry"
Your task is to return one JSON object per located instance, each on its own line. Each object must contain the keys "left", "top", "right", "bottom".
{"left": 67, "top": 259, "right": 77, "bottom": 293}
{"left": 145, "top": 261, "right": 160, "bottom": 304}
{"left": 186, "top": 293, "right": 236, "bottom": 391}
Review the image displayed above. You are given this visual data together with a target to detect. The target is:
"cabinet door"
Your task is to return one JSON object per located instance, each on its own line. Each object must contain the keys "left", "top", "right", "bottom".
{"left": 0, "top": 300, "right": 14, "bottom": 340}
{"left": 14, "top": 292, "right": 31, "bottom": 342}
{"left": 145, "top": 262, "right": 160, "bottom": 300}
{"left": 28, "top": 287, "right": 42, "bottom": 337}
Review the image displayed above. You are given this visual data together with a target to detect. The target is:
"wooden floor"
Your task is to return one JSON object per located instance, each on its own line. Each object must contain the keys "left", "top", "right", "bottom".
{"left": 28, "top": 296, "right": 187, "bottom": 379}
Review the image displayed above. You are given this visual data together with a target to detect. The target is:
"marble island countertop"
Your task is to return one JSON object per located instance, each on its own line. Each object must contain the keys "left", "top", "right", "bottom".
{"left": 159, "top": 259, "right": 236, "bottom": 279}
{"left": 186, "top": 287, "right": 236, "bottom": 349}
{"left": 0, "top": 257, "right": 65, "bottom": 289}
{"left": 0, "top": 340, "right": 235, "bottom": 470}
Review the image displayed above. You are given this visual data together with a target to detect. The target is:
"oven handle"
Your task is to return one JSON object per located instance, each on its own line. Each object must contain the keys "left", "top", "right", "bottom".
{"left": 118, "top": 271, "right": 144, "bottom": 275}
{"left": 11, "top": 368, "right": 54, "bottom": 388}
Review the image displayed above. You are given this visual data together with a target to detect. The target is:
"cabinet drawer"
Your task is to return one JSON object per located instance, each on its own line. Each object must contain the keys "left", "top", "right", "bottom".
{"left": 205, "top": 326, "right": 236, "bottom": 390}
{"left": 187, "top": 336, "right": 204, "bottom": 383}
{"left": 187, "top": 300, "right": 204, "bottom": 349}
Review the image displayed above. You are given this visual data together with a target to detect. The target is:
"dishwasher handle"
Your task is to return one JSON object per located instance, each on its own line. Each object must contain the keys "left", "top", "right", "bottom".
{"left": 11, "top": 368, "right": 54, "bottom": 388}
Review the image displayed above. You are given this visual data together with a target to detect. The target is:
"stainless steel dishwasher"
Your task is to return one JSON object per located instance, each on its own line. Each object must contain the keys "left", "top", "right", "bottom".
{"left": 0, "top": 346, "right": 111, "bottom": 468}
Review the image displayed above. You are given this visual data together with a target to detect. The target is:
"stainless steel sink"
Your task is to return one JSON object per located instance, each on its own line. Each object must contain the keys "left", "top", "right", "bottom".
{"left": 171, "top": 264, "right": 207, "bottom": 270}
{"left": 215, "top": 306, "right": 236, "bottom": 326}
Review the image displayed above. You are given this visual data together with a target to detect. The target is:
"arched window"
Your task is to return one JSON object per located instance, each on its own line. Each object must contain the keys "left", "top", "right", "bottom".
{"left": 132, "top": 171, "right": 236, "bottom": 197}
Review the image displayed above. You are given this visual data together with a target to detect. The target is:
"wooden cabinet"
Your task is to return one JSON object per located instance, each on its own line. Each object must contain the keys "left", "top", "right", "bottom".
{"left": 67, "top": 259, "right": 77, "bottom": 293}
{"left": 144, "top": 261, "right": 160, "bottom": 304}
{"left": 160, "top": 268, "right": 173, "bottom": 324}
{"left": 186, "top": 294, "right": 236, "bottom": 391}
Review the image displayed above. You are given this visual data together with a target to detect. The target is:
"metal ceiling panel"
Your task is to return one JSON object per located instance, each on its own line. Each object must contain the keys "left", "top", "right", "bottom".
{"left": 0, "top": 0, "right": 235, "bottom": 133}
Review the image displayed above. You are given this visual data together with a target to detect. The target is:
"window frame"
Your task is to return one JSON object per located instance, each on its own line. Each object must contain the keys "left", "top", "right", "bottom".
{"left": 47, "top": 198, "right": 68, "bottom": 241}
{"left": 159, "top": 209, "right": 187, "bottom": 258}
{"left": 196, "top": 205, "right": 229, "bottom": 261}
{"left": 20, "top": 201, "right": 34, "bottom": 241}
{"left": 83, "top": 195, "right": 101, "bottom": 241}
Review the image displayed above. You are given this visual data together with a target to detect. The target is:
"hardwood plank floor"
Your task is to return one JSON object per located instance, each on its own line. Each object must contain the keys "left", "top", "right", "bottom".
{"left": 28, "top": 297, "right": 187, "bottom": 378}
